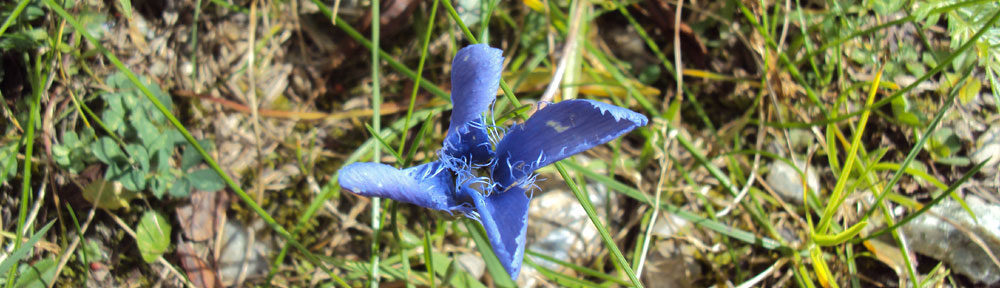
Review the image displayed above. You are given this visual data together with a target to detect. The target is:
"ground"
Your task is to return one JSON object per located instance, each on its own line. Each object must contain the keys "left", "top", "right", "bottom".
{"left": 1, "top": 0, "right": 999, "bottom": 287}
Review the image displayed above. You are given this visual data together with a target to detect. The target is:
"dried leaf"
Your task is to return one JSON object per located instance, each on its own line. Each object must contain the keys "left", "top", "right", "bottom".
{"left": 176, "top": 190, "right": 219, "bottom": 241}
{"left": 178, "top": 240, "right": 221, "bottom": 288}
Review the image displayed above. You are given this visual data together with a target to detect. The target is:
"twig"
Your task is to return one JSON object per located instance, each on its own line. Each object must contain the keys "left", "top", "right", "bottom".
{"left": 48, "top": 182, "right": 101, "bottom": 288}
{"left": 636, "top": 120, "right": 676, "bottom": 278}
{"left": 539, "top": 0, "right": 584, "bottom": 104}
{"left": 777, "top": 0, "right": 791, "bottom": 49}
{"left": 672, "top": 0, "right": 684, "bottom": 106}
{"left": 716, "top": 97, "right": 766, "bottom": 218}
{"left": 19, "top": 181, "right": 47, "bottom": 238}
{"left": 247, "top": 0, "right": 266, "bottom": 203}
{"left": 330, "top": 0, "right": 342, "bottom": 25}
{"left": 735, "top": 258, "right": 785, "bottom": 288}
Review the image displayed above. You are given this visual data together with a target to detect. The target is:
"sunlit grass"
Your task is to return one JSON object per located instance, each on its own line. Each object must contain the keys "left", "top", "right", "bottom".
{"left": 2, "top": 0, "right": 998, "bottom": 286}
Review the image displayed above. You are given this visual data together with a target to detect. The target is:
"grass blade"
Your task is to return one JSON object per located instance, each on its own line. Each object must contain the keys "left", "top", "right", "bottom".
{"left": 817, "top": 68, "right": 883, "bottom": 233}
{"left": 555, "top": 162, "right": 644, "bottom": 287}
{"left": 42, "top": 2, "right": 348, "bottom": 286}
{"left": 369, "top": 0, "right": 383, "bottom": 284}
{"left": 464, "top": 220, "right": 516, "bottom": 288}
{"left": 0, "top": 221, "right": 55, "bottom": 275}
{"left": 861, "top": 159, "right": 986, "bottom": 241}
{"left": 9, "top": 51, "right": 44, "bottom": 286}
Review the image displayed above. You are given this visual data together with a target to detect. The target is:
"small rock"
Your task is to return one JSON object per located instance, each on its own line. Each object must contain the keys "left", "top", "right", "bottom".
{"left": 765, "top": 160, "right": 819, "bottom": 205}
{"left": 640, "top": 239, "right": 702, "bottom": 288}
{"left": 903, "top": 196, "right": 1000, "bottom": 284}
{"left": 516, "top": 265, "right": 541, "bottom": 288}
{"left": 217, "top": 220, "right": 271, "bottom": 287}
{"left": 972, "top": 124, "right": 1000, "bottom": 175}
{"left": 455, "top": 253, "right": 485, "bottom": 279}
{"left": 651, "top": 213, "right": 690, "bottom": 238}
{"left": 181, "top": 62, "right": 195, "bottom": 76}
{"left": 528, "top": 184, "right": 612, "bottom": 271}
{"left": 149, "top": 61, "right": 168, "bottom": 77}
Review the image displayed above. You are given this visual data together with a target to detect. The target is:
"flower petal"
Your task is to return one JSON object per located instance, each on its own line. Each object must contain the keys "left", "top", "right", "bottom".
{"left": 448, "top": 44, "right": 504, "bottom": 132}
{"left": 338, "top": 161, "right": 466, "bottom": 213}
{"left": 465, "top": 185, "right": 530, "bottom": 280}
{"left": 492, "top": 99, "right": 648, "bottom": 188}
{"left": 443, "top": 44, "right": 503, "bottom": 164}
{"left": 442, "top": 119, "right": 494, "bottom": 166}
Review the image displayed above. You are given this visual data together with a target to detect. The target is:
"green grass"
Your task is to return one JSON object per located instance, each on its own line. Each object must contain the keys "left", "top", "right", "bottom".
{"left": 2, "top": 0, "right": 999, "bottom": 287}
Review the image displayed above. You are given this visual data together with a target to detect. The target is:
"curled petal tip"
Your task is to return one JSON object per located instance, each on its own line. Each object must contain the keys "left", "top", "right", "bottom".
{"left": 465, "top": 185, "right": 530, "bottom": 280}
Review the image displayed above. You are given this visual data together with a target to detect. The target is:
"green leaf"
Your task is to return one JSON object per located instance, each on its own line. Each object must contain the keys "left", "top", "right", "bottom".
{"left": 13, "top": 258, "right": 56, "bottom": 288}
{"left": 125, "top": 144, "right": 149, "bottom": 172}
{"left": 144, "top": 130, "right": 170, "bottom": 155}
{"left": 1, "top": 142, "right": 19, "bottom": 183}
{"left": 935, "top": 156, "right": 972, "bottom": 166}
{"left": 101, "top": 106, "right": 125, "bottom": 134}
{"left": 124, "top": 167, "right": 147, "bottom": 191}
{"left": 91, "top": 136, "right": 122, "bottom": 164}
{"left": 52, "top": 145, "right": 71, "bottom": 167}
{"left": 149, "top": 172, "right": 173, "bottom": 198}
{"left": 180, "top": 139, "right": 213, "bottom": 170}
{"left": 186, "top": 169, "right": 225, "bottom": 192}
{"left": 149, "top": 82, "right": 173, "bottom": 116}
{"left": 63, "top": 131, "right": 80, "bottom": 147}
{"left": 168, "top": 176, "right": 191, "bottom": 197}
{"left": 153, "top": 148, "right": 171, "bottom": 173}
{"left": 890, "top": 96, "right": 923, "bottom": 127}
{"left": 870, "top": 0, "right": 904, "bottom": 16}
{"left": 76, "top": 239, "right": 104, "bottom": 265}
{"left": 958, "top": 76, "right": 982, "bottom": 104}
{"left": 168, "top": 129, "right": 186, "bottom": 145}
{"left": 117, "top": 0, "right": 132, "bottom": 19}
{"left": 23, "top": 6, "right": 44, "bottom": 21}
{"left": 927, "top": 127, "right": 961, "bottom": 159}
{"left": 0, "top": 29, "right": 47, "bottom": 51}
{"left": 135, "top": 211, "right": 172, "bottom": 263}
{"left": 77, "top": 11, "right": 108, "bottom": 40}
{"left": 130, "top": 112, "right": 159, "bottom": 147}
{"left": 105, "top": 72, "right": 129, "bottom": 90}
{"left": 82, "top": 179, "right": 138, "bottom": 210}
{"left": 120, "top": 93, "right": 139, "bottom": 112}
{"left": 106, "top": 160, "right": 145, "bottom": 192}
{"left": 0, "top": 221, "right": 55, "bottom": 277}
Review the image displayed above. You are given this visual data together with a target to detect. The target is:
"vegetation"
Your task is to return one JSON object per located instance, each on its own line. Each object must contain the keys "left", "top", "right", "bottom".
{"left": 1, "top": 0, "right": 998, "bottom": 287}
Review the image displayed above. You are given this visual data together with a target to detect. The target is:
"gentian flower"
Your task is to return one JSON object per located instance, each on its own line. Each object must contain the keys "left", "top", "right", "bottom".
{"left": 338, "top": 44, "right": 648, "bottom": 280}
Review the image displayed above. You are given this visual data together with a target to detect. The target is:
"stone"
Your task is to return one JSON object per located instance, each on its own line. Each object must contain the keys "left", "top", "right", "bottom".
{"left": 527, "top": 184, "right": 612, "bottom": 271}
{"left": 903, "top": 196, "right": 1000, "bottom": 284}
{"left": 972, "top": 124, "right": 1000, "bottom": 175}
{"left": 455, "top": 253, "right": 485, "bottom": 279}
{"left": 651, "top": 213, "right": 690, "bottom": 238}
{"left": 765, "top": 160, "right": 820, "bottom": 205}
{"left": 640, "top": 240, "right": 702, "bottom": 288}
{"left": 217, "top": 220, "right": 271, "bottom": 286}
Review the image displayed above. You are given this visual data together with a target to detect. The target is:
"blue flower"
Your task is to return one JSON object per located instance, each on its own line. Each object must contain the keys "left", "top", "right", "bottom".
{"left": 338, "top": 44, "right": 648, "bottom": 280}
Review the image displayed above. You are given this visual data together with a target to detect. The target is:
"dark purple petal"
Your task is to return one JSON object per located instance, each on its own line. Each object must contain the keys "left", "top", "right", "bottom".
{"left": 464, "top": 186, "right": 530, "bottom": 280}
{"left": 443, "top": 44, "right": 503, "bottom": 164}
{"left": 442, "top": 119, "right": 494, "bottom": 166}
{"left": 492, "top": 99, "right": 648, "bottom": 188}
{"left": 338, "top": 161, "right": 466, "bottom": 213}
